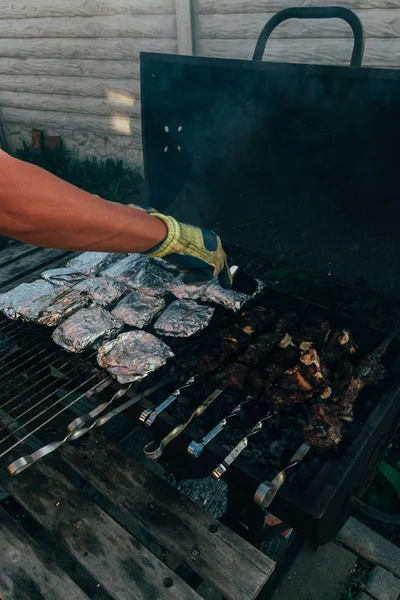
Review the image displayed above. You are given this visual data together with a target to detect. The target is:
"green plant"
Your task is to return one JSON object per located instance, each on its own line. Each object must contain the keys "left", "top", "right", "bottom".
{"left": 14, "top": 142, "right": 145, "bottom": 205}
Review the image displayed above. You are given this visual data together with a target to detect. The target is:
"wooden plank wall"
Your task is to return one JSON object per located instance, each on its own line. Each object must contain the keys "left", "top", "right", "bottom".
{"left": 197, "top": 1, "right": 400, "bottom": 68}
{"left": 0, "top": 0, "right": 178, "bottom": 167}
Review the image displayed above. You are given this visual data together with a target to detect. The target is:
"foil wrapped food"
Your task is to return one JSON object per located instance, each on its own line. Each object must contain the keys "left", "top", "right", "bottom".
{"left": 111, "top": 290, "right": 165, "bottom": 328}
{"left": 127, "top": 262, "right": 174, "bottom": 297}
{"left": 168, "top": 276, "right": 265, "bottom": 312}
{"left": 0, "top": 280, "right": 68, "bottom": 322}
{"left": 154, "top": 299, "right": 215, "bottom": 337}
{"left": 151, "top": 257, "right": 180, "bottom": 275}
{"left": 66, "top": 252, "right": 123, "bottom": 277}
{"left": 97, "top": 330, "right": 174, "bottom": 384}
{"left": 73, "top": 277, "right": 127, "bottom": 307}
{"left": 41, "top": 267, "right": 86, "bottom": 286}
{"left": 52, "top": 306, "right": 124, "bottom": 353}
{"left": 37, "top": 290, "right": 90, "bottom": 327}
{"left": 100, "top": 254, "right": 147, "bottom": 283}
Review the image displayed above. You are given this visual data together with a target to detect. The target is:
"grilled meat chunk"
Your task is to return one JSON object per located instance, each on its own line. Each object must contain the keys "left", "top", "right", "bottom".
{"left": 216, "top": 363, "right": 249, "bottom": 390}
{"left": 272, "top": 390, "right": 312, "bottom": 409}
{"left": 240, "top": 332, "right": 278, "bottom": 366}
{"left": 300, "top": 318, "right": 331, "bottom": 345}
{"left": 332, "top": 360, "right": 354, "bottom": 391}
{"left": 322, "top": 329, "right": 358, "bottom": 364}
{"left": 303, "top": 404, "right": 342, "bottom": 452}
{"left": 240, "top": 307, "right": 277, "bottom": 334}
{"left": 282, "top": 367, "right": 314, "bottom": 393}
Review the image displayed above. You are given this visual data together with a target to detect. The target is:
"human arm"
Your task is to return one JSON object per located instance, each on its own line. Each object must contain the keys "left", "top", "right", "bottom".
{"left": 0, "top": 150, "right": 231, "bottom": 287}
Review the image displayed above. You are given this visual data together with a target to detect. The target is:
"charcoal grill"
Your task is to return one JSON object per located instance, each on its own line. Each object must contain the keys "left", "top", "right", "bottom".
{"left": 1, "top": 6, "right": 400, "bottom": 548}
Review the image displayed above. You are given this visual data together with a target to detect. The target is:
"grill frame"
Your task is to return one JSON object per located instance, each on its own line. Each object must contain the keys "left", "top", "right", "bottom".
{"left": 1, "top": 242, "right": 400, "bottom": 546}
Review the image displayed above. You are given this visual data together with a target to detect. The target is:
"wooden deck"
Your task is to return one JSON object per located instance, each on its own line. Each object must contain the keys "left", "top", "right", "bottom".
{"left": 0, "top": 240, "right": 275, "bottom": 600}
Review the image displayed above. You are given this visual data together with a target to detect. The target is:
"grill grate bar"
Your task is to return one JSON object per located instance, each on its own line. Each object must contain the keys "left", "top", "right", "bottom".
{"left": 0, "top": 357, "right": 95, "bottom": 430}
{"left": 0, "top": 344, "right": 52, "bottom": 377}
{"left": 0, "top": 372, "right": 101, "bottom": 457}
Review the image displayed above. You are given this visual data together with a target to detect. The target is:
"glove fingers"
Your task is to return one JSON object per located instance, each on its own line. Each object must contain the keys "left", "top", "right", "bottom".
{"left": 218, "top": 262, "right": 233, "bottom": 290}
{"left": 182, "top": 269, "right": 211, "bottom": 286}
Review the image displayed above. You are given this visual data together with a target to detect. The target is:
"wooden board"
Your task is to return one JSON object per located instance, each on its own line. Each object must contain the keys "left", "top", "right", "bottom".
{"left": 0, "top": 15, "right": 176, "bottom": 39}
{"left": 0, "top": 76, "right": 140, "bottom": 98}
{"left": 199, "top": 9, "right": 400, "bottom": 39}
{"left": 0, "top": 0, "right": 176, "bottom": 19}
{"left": 57, "top": 432, "right": 275, "bottom": 600}
{"left": 0, "top": 92, "right": 141, "bottom": 119}
{"left": 0, "top": 460, "right": 202, "bottom": 600}
{"left": 0, "top": 247, "right": 72, "bottom": 289}
{"left": 0, "top": 58, "right": 141, "bottom": 79}
{"left": 198, "top": 0, "right": 400, "bottom": 13}
{"left": 0, "top": 37, "right": 177, "bottom": 60}
{"left": 2, "top": 108, "right": 142, "bottom": 140}
{"left": 0, "top": 505, "right": 90, "bottom": 600}
{"left": 199, "top": 37, "right": 400, "bottom": 67}
{"left": 0, "top": 242, "right": 41, "bottom": 270}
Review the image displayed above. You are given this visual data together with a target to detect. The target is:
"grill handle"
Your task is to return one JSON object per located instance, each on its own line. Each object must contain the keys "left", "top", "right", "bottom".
{"left": 253, "top": 6, "right": 365, "bottom": 67}
{"left": 347, "top": 496, "right": 400, "bottom": 526}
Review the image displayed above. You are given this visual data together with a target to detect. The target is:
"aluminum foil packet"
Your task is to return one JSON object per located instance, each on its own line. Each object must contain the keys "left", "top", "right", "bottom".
{"left": 97, "top": 330, "right": 174, "bottom": 384}
{"left": 0, "top": 280, "right": 68, "bottom": 322}
{"left": 168, "top": 275, "right": 265, "bottom": 312}
{"left": 154, "top": 299, "right": 215, "bottom": 337}
{"left": 111, "top": 290, "right": 165, "bottom": 328}
{"left": 168, "top": 275, "right": 203, "bottom": 300}
{"left": 41, "top": 267, "right": 86, "bottom": 286}
{"left": 100, "top": 254, "right": 147, "bottom": 283}
{"left": 37, "top": 290, "right": 90, "bottom": 327}
{"left": 52, "top": 306, "right": 124, "bottom": 353}
{"left": 151, "top": 257, "right": 180, "bottom": 275}
{"left": 127, "top": 261, "right": 175, "bottom": 297}
{"left": 66, "top": 252, "right": 124, "bottom": 277}
{"left": 73, "top": 277, "right": 127, "bottom": 308}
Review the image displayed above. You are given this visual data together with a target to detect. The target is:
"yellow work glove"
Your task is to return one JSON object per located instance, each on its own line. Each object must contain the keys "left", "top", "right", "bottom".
{"left": 128, "top": 204, "right": 232, "bottom": 289}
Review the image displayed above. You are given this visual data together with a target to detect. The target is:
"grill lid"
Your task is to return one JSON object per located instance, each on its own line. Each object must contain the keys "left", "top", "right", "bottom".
{"left": 141, "top": 52, "right": 400, "bottom": 298}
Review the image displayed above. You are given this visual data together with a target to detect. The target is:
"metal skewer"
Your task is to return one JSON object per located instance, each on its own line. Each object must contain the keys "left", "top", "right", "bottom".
{"left": 187, "top": 397, "right": 252, "bottom": 458}
{"left": 254, "top": 442, "right": 311, "bottom": 509}
{"left": 212, "top": 411, "right": 275, "bottom": 479}
{"left": 139, "top": 375, "right": 198, "bottom": 427}
{"left": 144, "top": 388, "right": 224, "bottom": 460}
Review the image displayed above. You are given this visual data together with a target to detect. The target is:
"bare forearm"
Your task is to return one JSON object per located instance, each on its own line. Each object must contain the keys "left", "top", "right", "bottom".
{"left": 0, "top": 151, "right": 167, "bottom": 253}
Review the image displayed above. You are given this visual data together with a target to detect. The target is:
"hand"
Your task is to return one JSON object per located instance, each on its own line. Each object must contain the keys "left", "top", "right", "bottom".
{"left": 128, "top": 204, "right": 232, "bottom": 289}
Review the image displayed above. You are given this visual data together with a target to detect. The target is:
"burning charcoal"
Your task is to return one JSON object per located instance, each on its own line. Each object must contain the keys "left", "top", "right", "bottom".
{"left": 279, "top": 333, "right": 296, "bottom": 348}
{"left": 0, "top": 280, "right": 68, "bottom": 322}
{"left": 300, "top": 318, "right": 331, "bottom": 344}
{"left": 97, "top": 330, "right": 174, "bottom": 384}
{"left": 52, "top": 306, "right": 124, "bottom": 353}
{"left": 37, "top": 290, "right": 90, "bottom": 327}
{"left": 265, "top": 362, "right": 287, "bottom": 383}
{"left": 41, "top": 267, "right": 86, "bottom": 286}
{"left": 281, "top": 367, "right": 314, "bottom": 393}
{"left": 111, "top": 290, "right": 165, "bottom": 328}
{"left": 240, "top": 332, "right": 278, "bottom": 366}
{"left": 66, "top": 252, "right": 123, "bottom": 277}
{"left": 154, "top": 299, "right": 215, "bottom": 338}
{"left": 100, "top": 254, "right": 147, "bottom": 283}
{"left": 240, "top": 307, "right": 277, "bottom": 335}
{"left": 303, "top": 403, "right": 342, "bottom": 452}
{"left": 73, "top": 278, "right": 127, "bottom": 308}
{"left": 273, "top": 345, "right": 300, "bottom": 368}
{"left": 126, "top": 262, "right": 174, "bottom": 297}
{"left": 216, "top": 363, "right": 249, "bottom": 390}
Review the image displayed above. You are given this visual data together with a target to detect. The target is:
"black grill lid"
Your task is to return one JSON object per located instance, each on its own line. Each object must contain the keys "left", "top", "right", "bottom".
{"left": 140, "top": 52, "right": 400, "bottom": 298}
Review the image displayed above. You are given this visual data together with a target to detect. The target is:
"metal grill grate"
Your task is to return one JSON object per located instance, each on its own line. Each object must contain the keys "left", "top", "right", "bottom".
{"left": 0, "top": 314, "right": 110, "bottom": 463}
